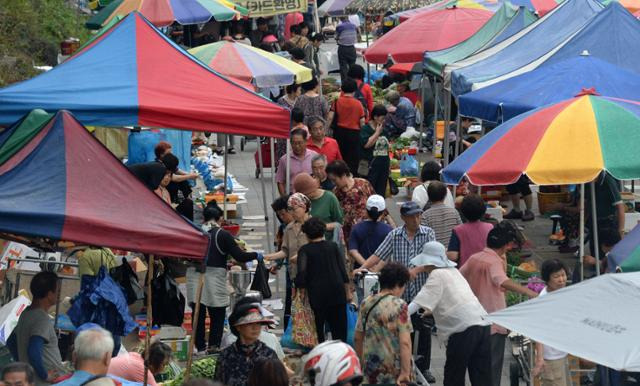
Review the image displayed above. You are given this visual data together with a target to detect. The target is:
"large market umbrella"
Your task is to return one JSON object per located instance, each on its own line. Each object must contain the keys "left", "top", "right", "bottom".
{"left": 364, "top": 6, "right": 493, "bottom": 64}
{"left": 345, "top": 0, "right": 445, "bottom": 16}
{"left": 442, "top": 93, "right": 640, "bottom": 186}
{"left": 487, "top": 272, "right": 640, "bottom": 371}
{"left": 188, "top": 41, "right": 312, "bottom": 88}
{"left": 608, "top": 224, "right": 640, "bottom": 272}
{"left": 318, "top": 0, "right": 353, "bottom": 16}
{"left": 0, "top": 12, "right": 291, "bottom": 138}
{"left": 601, "top": 0, "right": 640, "bottom": 13}
{"left": 442, "top": 92, "right": 640, "bottom": 277}
{"left": 458, "top": 55, "right": 640, "bottom": 123}
{"left": 396, "top": 0, "right": 502, "bottom": 21}
{"left": 0, "top": 109, "right": 209, "bottom": 258}
{"left": 86, "top": 0, "right": 247, "bottom": 29}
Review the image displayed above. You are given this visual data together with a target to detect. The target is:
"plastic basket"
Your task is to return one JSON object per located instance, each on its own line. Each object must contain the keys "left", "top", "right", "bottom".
{"left": 537, "top": 191, "right": 570, "bottom": 215}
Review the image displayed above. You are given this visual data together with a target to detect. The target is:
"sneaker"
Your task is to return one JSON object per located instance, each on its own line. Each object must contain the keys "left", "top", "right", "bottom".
{"left": 423, "top": 369, "right": 436, "bottom": 383}
{"left": 522, "top": 210, "right": 535, "bottom": 221}
{"left": 227, "top": 147, "right": 237, "bottom": 154}
{"left": 504, "top": 209, "right": 523, "bottom": 220}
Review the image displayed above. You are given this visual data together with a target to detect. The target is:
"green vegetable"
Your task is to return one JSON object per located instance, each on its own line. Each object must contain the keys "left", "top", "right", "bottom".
{"left": 161, "top": 357, "right": 217, "bottom": 386}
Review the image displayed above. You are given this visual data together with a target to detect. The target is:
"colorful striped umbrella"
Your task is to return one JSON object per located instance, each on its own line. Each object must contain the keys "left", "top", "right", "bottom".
{"left": 86, "top": 0, "right": 247, "bottom": 29}
{"left": 189, "top": 41, "right": 313, "bottom": 88}
{"left": 442, "top": 92, "right": 640, "bottom": 186}
{"left": 609, "top": 223, "right": 640, "bottom": 273}
{"left": 601, "top": 0, "right": 640, "bottom": 13}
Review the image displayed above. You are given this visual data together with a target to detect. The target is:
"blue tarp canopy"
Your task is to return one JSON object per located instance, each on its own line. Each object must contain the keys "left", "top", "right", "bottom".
{"left": 458, "top": 55, "right": 640, "bottom": 122}
{"left": 449, "top": 0, "right": 603, "bottom": 96}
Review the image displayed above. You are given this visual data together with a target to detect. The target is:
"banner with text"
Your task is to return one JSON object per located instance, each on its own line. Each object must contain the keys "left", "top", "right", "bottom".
{"left": 239, "top": 0, "right": 308, "bottom": 17}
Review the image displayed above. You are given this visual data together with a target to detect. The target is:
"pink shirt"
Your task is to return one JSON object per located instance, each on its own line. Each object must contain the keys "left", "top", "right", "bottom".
{"left": 108, "top": 352, "right": 157, "bottom": 386}
{"left": 284, "top": 12, "right": 304, "bottom": 40}
{"left": 276, "top": 149, "right": 318, "bottom": 192}
{"left": 460, "top": 248, "right": 509, "bottom": 335}
{"left": 451, "top": 221, "right": 494, "bottom": 267}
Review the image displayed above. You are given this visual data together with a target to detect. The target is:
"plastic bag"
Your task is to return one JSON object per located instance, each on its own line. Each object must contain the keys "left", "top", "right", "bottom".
{"left": 250, "top": 260, "right": 272, "bottom": 299}
{"left": 280, "top": 318, "right": 306, "bottom": 350}
{"left": 152, "top": 272, "right": 186, "bottom": 326}
{"left": 399, "top": 154, "right": 418, "bottom": 177}
{"left": 109, "top": 257, "right": 144, "bottom": 305}
{"left": 346, "top": 304, "right": 358, "bottom": 347}
{"left": 291, "top": 291, "right": 318, "bottom": 348}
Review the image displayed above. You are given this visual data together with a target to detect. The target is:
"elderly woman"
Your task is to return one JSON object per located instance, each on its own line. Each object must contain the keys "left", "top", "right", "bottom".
{"left": 187, "top": 204, "right": 260, "bottom": 354}
{"left": 355, "top": 262, "right": 413, "bottom": 386}
{"left": 326, "top": 160, "right": 375, "bottom": 240}
{"left": 296, "top": 217, "right": 350, "bottom": 343}
{"left": 293, "top": 173, "right": 343, "bottom": 237}
{"left": 411, "top": 160, "right": 455, "bottom": 210}
{"left": 293, "top": 78, "right": 330, "bottom": 126}
{"left": 214, "top": 302, "right": 278, "bottom": 386}
{"left": 264, "top": 193, "right": 312, "bottom": 327}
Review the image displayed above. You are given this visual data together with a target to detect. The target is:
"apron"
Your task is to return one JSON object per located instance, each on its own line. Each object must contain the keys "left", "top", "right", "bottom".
{"left": 185, "top": 226, "right": 230, "bottom": 308}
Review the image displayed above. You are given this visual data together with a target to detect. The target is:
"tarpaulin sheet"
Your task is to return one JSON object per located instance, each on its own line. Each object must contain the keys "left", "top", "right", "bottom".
{"left": 0, "top": 13, "right": 291, "bottom": 138}
{"left": 447, "top": 0, "right": 602, "bottom": 95}
{"left": 459, "top": 55, "right": 640, "bottom": 122}
{"left": 0, "top": 110, "right": 209, "bottom": 258}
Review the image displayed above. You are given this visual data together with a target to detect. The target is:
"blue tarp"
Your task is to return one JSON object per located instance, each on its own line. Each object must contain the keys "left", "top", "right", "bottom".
{"left": 127, "top": 129, "right": 192, "bottom": 171}
{"left": 450, "top": 0, "right": 602, "bottom": 96}
{"left": 458, "top": 55, "right": 640, "bottom": 122}
{"left": 487, "top": 4, "right": 537, "bottom": 48}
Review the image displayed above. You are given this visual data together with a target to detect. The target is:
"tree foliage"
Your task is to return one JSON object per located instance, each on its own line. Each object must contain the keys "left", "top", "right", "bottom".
{"left": 0, "top": 0, "right": 90, "bottom": 86}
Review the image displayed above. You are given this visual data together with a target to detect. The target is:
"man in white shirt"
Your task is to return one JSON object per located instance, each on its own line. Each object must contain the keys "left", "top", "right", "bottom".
{"left": 408, "top": 241, "right": 492, "bottom": 386}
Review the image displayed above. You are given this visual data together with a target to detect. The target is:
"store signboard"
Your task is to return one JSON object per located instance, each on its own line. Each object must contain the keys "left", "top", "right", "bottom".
{"left": 238, "top": 0, "right": 308, "bottom": 17}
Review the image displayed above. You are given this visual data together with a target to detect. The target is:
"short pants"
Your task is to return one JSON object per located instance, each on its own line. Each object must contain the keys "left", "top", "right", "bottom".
{"left": 506, "top": 175, "right": 532, "bottom": 196}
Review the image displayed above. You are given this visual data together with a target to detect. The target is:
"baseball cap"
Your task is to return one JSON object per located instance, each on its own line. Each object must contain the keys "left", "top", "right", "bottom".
{"left": 467, "top": 124, "right": 482, "bottom": 134}
{"left": 400, "top": 201, "right": 422, "bottom": 216}
{"left": 410, "top": 241, "right": 457, "bottom": 268}
{"left": 366, "top": 195, "right": 386, "bottom": 211}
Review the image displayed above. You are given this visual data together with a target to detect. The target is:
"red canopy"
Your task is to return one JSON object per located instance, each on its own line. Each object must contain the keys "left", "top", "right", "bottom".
{"left": 364, "top": 7, "right": 492, "bottom": 64}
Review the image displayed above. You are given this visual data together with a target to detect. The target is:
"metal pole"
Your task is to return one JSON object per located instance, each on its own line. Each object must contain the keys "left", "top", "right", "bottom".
{"left": 312, "top": 0, "right": 321, "bottom": 35}
{"left": 184, "top": 272, "right": 205, "bottom": 381}
{"left": 590, "top": 181, "right": 601, "bottom": 276}
{"left": 454, "top": 115, "right": 461, "bottom": 159}
{"left": 286, "top": 140, "right": 291, "bottom": 195}
{"left": 258, "top": 138, "right": 273, "bottom": 253}
{"left": 418, "top": 75, "right": 425, "bottom": 152}
{"left": 143, "top": 254, "right": 155, "bottom": 386}
{"left": 223, "top": 137, "right": 229, "bottom": 219}
{"left": 579, "top": 183, "right": 585, "bottom": 282}
{"left": 443, "top": 90, "right": 451, "bottom": 166}
{"left": 432, "top": 79, "right": 439, "bottom": 151}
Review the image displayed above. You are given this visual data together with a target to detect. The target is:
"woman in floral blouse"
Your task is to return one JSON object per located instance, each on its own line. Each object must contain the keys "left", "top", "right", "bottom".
{"left": 354, "top": 262, "right": 413, "bottom": 385}
{"left": 326, "top": 160, "right": 375, "bottom": 240}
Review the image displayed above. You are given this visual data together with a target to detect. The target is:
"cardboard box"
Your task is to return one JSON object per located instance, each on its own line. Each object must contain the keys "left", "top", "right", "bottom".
{"left": 162, "top": 337, "right": 190, "bottom": 361}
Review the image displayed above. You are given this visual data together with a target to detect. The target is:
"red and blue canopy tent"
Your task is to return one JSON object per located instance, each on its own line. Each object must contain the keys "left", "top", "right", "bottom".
{"left": 0, "top": 12, "right": 291, "bottom": 138}
{"left": 0, "top": 109, "right": 209, "bottom": 259}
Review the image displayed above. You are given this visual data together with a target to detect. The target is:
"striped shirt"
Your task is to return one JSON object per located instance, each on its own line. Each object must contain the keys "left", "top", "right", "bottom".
{"left": 336, "top": 21, "right": 357, "bottom": 46}
{"left": 421, "top": 203, "right": 462, "bottom": 247}
{"left": 374, "top": 225, "right": 436, "bottom": 302}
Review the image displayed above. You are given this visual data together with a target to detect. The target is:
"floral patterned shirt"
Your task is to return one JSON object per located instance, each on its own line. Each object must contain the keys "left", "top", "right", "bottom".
{"left": 356, "top": 293, "right": 413, "bottom": 385}
{"left": 333, "top": 178, "right": 375, "bottom": 240}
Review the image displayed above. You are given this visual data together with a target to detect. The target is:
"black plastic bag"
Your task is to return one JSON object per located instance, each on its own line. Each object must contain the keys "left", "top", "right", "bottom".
{"left": 388, "top": 177, "right": 399, "bottom": 196}
{"left": 250, "top": 260, "right": 272, "bottom": 299}
{"left": 151, "top": 272, "right": 186, "bottom": 326}
{"left": 109, "top": 258, "right": 144, "bottom": 305}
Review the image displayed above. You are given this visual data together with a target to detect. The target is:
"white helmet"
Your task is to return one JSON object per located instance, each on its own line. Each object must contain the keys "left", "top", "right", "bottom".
{"left": 303, "top": 341, "right": 363, "bottom": 386}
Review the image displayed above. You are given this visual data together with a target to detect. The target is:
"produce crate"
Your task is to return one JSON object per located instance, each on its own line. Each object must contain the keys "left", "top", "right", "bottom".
{"left": 537, "top": 191, "right": 570, "bottom": 215}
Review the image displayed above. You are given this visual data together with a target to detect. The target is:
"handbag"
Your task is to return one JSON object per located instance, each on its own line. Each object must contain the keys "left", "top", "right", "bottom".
{"left": 291, "top": 290, "right": 318, "bottom": 348}
{"left": 388, "top": 177, "right": 399, "bottom": 196}
{"left": 346, "top": 303, "right": 358, "bottom": 347}
{"left": 250, "top": 259, "right": 272, "bottom": 299}
{"left": 357, "top": 159, "right": 370, "bottom": 177}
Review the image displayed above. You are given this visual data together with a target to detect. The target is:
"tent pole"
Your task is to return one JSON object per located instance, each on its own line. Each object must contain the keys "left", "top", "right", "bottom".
{"left": 579, "top": 184, "right": 585, "bottom": 282}
{"left": 269, "top": 137, "right": 280, "bottom": 294}
{"left": 454, "top": 114, "right": 461, "bottom": 159}
{"left": 258, "top": 137, "right": 273, "bottom": 253}
{"left": 143, "top": 254, "right": 155, "bottom": 386}
{"left": 443, "top": 90, "right": 451, "bottom": 166}
{"left": 418, "top": 75, "right": 425, "bottom": 152}
{"left": 432, "top": 79, "right": 439, "bottom": 152}
{"left": 223, "top": 137, "right": 229, "bottom": 220}
{"left": 590, "top": 181, "right": 600, "bottom": 276}
{"left": 312, "top": 0, "right": 321, "bottom": 36}
{"left": 286, "top": 140, "right": 291, "bottom": 195}
{"left": 184, "top": 271, "right": 205, "bottom": 381}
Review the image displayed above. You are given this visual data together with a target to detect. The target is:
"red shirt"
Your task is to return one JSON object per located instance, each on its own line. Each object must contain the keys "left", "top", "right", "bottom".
{"left": 307, "top": 137, "right": 343, "bottom": 164}
{"left": 332, "top": 95, "right": 365, "bottom": 130}
{"left": 403, "top": 90, "right": 419, "bottom": 105}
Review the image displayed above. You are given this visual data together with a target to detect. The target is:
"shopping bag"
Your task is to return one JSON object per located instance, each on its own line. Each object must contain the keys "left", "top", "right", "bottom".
{"left": 399, "top": 154, "right": 418, "bottom": 177}
{"left": 346, "top": 303, "right": 358, "bottom": 347}
{"left": 291, "top": 291, "right": 318, "bottom": 348}
{"left": 250, "top": 260, "right": 272, "bottom": 299}
{"left": 280, "top": 318, "right": 306, "bottom": 350}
